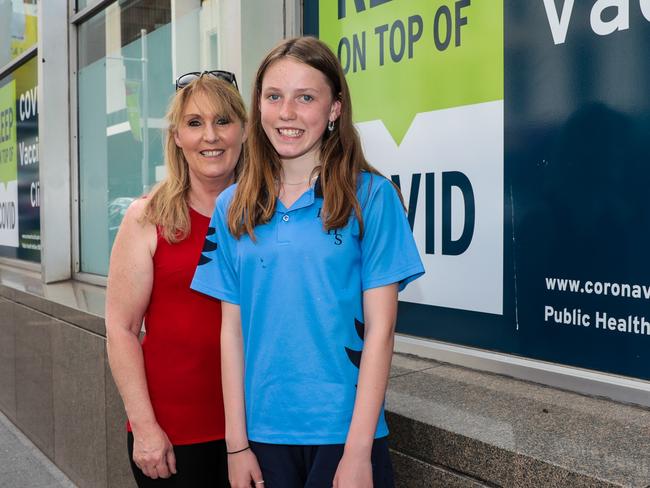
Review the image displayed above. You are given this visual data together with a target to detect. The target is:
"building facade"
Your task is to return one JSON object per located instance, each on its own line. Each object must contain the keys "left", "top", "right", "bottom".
{"left": 1, "top": 0, "right": 650, "bottom": 485}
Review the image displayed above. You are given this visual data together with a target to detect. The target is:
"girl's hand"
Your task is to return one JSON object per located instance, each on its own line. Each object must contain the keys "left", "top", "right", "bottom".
{"left": 132, "top": 423, "right": 176, "bottom": 479}
{"left": 333, "top": 451, "right": 373, "bottom": 488}
{"left": 228, "top": 448, "right": 264, "bottom": 488}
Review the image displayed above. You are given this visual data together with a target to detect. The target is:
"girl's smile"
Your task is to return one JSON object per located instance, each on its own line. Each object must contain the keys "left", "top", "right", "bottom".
{"left": 260, "top": 58, "right": 340, "bottom": 166}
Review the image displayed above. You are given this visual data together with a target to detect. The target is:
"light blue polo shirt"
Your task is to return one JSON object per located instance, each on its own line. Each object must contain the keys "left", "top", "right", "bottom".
{"left": 191, "top": 172, "right": 424, "bottom": 444}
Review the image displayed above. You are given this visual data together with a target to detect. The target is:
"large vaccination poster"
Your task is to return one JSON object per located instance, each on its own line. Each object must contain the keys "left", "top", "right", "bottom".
{"left": 305, "top": 0, "right": 650, "bottom": 380}
{"left": 0, "top": 56, "right": 40, "bottom": 262}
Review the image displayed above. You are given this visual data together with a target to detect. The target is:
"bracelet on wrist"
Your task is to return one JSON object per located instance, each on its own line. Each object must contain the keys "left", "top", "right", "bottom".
{"left": 227, "top": 445, "right": 250, "bottom": 455}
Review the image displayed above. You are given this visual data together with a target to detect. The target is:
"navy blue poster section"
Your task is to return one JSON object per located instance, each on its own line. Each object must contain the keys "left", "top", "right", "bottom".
{"left": 509, "top": 2, "right": 650, "bottom": 378}
{"left": 303, "top": 0, "right": 319, "bottom": 37}
{"left": 304, "top": 1, "right": 650, "bottom": 380}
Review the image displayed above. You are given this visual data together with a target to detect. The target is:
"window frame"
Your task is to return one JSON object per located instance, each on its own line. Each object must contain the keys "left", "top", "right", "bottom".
{"left": 33, "top": 0, "right": 72, "bottom": 282}
{"left": 69, "top": 0, "right": 114, "bottom": 286}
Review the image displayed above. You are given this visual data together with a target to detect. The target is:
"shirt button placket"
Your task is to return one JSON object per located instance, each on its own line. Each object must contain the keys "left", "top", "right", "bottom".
{"left": 277, "top": 212, "right": 291, "bottom": 243}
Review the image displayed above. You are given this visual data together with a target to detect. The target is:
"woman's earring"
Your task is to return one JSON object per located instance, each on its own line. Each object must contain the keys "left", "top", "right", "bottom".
{"left": 327, "top": 120, "right": 335, "bottom": 132}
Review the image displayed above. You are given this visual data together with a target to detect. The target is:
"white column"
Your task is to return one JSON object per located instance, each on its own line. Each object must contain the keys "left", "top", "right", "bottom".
{"left": 284, "top": 0, "right": 302, "bottom": 38}
{"left": 38, "top": 0, "right": 71, "bottom": 283}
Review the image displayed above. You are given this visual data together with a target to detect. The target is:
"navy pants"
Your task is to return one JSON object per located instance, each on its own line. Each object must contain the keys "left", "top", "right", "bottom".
{"left": 250, "top": 437, "right": 395, "bottom": 488}
{"left": 127, "top": 432, "right": 229, "bottom": 487}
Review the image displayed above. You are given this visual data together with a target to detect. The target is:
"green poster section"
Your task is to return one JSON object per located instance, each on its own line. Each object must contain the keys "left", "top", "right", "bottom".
{"left": 318, "top": 0, "right": 503, "bottom": 144}
{"left": 0, "top": 80, "right": 17, "bottom": 183}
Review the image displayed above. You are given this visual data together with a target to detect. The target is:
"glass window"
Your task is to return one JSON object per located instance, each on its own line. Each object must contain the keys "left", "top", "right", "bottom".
{"left": 77, "top": 0, "right": 234, "bottom": 275}
{"left": 77, "top": 0, "right": 90, "bottom": 12}
{"left": 0, "top": 0, "right": 38, "bottom": 68}
{"left": 0, "top": 56, "right": 40, "bottom": 262}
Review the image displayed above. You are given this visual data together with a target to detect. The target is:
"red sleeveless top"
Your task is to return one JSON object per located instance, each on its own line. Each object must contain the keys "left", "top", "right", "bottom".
{"left": 128, "top": 207, "right": 225, "bottom": 445}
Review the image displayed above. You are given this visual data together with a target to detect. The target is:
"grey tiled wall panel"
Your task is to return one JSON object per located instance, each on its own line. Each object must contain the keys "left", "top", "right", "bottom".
{"left": 14, "top": 305, "right": 54, "bottom": 458}
{"left": 52, "top": 320, "right": 108, "bottom": 487}
{"left": 392, "top": 450, "right": 491, "bottom": 487}
{"left": 3, "top": 298, "right": 135, "bottom": 488}
{"left": 105, "top": 351, "right": 137, "bottom": 488}
{"left": 0, "top": 298, "right": 16, "bottom": 420}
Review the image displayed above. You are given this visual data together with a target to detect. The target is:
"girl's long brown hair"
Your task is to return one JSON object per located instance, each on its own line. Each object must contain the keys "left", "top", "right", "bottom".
{"left": 228, "top": 36, "right": 384, "bottom": 240}
{"left": 143, "top": 75, "right": 246, "bottom": 243}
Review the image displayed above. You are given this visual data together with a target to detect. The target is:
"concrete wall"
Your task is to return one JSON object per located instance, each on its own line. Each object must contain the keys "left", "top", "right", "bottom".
{"left": 3, "top": 273, "right": 650, "bottom": 488}
{"left": 0, "top": 287, "right": 135, "bottom": 488}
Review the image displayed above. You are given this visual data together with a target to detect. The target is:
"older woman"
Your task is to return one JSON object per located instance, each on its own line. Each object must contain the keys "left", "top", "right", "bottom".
{"left": 106, "top": 71, "right": 246, "bottom": 487}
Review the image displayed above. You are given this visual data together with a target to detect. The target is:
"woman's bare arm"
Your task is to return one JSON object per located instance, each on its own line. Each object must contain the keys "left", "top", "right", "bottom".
{"left": 105, "top": 199, "right": 176, "bottom": 479}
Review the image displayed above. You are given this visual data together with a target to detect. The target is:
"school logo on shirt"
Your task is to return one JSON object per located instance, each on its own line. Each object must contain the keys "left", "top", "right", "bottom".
{"left": 328, "top": 228, "right": 343, "bottom": 246}
{"left": 318, "top": 207, "right": 344, "bottom": 246}
{"left": 198, "top": 226, "right": 217, "bottom": 265}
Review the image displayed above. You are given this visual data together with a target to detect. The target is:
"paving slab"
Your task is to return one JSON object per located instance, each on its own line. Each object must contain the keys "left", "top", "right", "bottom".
{"left": 0, "top": 410, "right": 76, "bottom": 488}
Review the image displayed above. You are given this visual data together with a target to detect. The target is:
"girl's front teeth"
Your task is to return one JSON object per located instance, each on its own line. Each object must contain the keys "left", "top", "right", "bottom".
{"left": 278, "top": 129, "right": 303, "bottom": 137}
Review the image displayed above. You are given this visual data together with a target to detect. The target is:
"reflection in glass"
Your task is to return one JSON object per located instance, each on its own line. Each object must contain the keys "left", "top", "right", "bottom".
{"left": 77, "top": 0, "right": 232, "bottom": 275}
{"left": 76, "top": 0, "right": 89, "bottom": 12}
{"left": 0, "top": 0, "right": 38, "bottom": 67}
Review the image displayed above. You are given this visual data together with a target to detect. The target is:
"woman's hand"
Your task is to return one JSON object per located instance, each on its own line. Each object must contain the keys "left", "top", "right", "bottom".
{"left": 227, "top": 448, "right": 263, "bottom": 488}
{"left": 333, "top": 450, "right": 373, "bottom": 488}
{"left": 132, "top": 423, "right": 177, "bottom": 479}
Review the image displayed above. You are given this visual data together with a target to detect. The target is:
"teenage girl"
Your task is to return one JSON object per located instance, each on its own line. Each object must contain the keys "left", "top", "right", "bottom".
{"left": 192, "top": 37, "right": 424, "bottom": 488}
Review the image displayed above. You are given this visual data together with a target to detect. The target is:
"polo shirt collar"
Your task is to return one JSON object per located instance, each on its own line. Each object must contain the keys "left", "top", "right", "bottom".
{"left": 314, "top": 176, "right": 323, "bottom": 199}
{"left": 276, "top": 176, "right": 323, "bottom": 213}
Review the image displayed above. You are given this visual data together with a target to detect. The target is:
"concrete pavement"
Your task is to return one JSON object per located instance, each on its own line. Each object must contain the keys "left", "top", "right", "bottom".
{"left": 0, "top": 411, "right": 76, "bottom": 488}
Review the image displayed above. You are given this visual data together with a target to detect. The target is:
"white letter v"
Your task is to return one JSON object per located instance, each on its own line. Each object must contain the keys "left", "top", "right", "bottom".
{"left": 542, "top": 0, "right": 575, "bottom": 45}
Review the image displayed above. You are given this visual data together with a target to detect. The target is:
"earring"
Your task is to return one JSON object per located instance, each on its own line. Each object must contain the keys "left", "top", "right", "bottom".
{"left": 327, "top": 120, "right": 335, "bottom": 132}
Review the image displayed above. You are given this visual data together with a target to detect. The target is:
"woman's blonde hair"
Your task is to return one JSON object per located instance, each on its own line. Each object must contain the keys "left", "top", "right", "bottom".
{"left": 143, "top": 75, "right": 246, "bottom": 243}
{"left": 227, "top": 36, "right": 385, "bottom": 240}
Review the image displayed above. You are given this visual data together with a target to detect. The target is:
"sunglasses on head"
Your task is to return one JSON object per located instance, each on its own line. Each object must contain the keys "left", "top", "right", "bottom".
{"left": 175, "top": 70, "right": 238, "bottom": 91}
